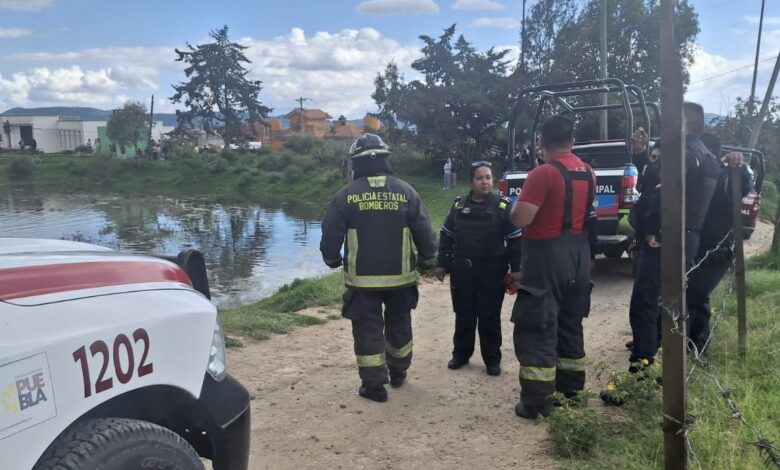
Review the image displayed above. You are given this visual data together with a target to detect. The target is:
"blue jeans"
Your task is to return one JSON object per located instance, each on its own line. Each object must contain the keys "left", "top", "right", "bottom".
{"left": 443, "top": 172, "right": 451, "bottom": 189}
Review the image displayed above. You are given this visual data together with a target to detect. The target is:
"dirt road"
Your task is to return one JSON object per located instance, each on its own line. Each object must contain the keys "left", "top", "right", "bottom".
{"left": 227, "top": 222, "right": 772, "bottom": 470}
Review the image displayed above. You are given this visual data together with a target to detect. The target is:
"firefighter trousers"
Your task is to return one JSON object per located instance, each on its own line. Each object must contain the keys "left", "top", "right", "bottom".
{"left": 342, "top": 286, "right": 419, "bottom": 387}
{"left": 512, "top": 234, "right": 591, "bottom": 406}
{"left": 450, "top": 257, "right": 506, "bottom": 366}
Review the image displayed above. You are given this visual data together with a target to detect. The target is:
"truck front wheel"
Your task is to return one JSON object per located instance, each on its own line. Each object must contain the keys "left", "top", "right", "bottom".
{"left": 34, "top": 417, "right": 204, "bottom": 470}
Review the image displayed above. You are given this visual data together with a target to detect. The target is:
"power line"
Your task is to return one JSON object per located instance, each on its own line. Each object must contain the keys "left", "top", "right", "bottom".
{"left": 691, "top": 53, "right": 778, "bottom": 85}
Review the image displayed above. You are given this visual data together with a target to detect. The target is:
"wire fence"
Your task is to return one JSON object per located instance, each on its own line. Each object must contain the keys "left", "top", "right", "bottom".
{"left": 658, "top": 229, "right": 780, "bottom": 469}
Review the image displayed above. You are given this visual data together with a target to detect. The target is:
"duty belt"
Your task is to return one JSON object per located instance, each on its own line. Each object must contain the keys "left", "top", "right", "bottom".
{"left": 452, "top": 256, "right": 505, "bottom": 268}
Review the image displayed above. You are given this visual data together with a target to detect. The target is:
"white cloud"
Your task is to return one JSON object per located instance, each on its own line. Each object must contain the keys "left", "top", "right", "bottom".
{"left": 0, "top": 0, "right": 54, "bottom": 11}
{"left": 357, "top": 0, "right": 439, "bottom": 15}
{"left": 470, "top": 16, "right": 520, "bottom": 29}
{"left": 240, "top": 27, "right": 421, "bottom": 117}
{"left": 743, "top": 15, "right": 780, "bottom": 26}
{"left": 0, "top": 27, "right": 31, "bottom": 38}
{"left": 0, "top": 66, "right": 152, "bottom": 109}
{"left": 686, "top": 41, "right": 780, "bottom": 116}
{"left": 453, "top": 0, "right": 504, "bottom": 11}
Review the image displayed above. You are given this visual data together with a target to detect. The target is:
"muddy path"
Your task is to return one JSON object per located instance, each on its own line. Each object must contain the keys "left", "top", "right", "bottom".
{"left": 226, "top": 222, "right": 772, "bottom": 470}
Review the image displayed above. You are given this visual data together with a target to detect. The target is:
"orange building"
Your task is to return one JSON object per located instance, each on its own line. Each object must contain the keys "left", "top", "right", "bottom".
{"left": 284, "top": 109, "right": 332, "bottom": 138}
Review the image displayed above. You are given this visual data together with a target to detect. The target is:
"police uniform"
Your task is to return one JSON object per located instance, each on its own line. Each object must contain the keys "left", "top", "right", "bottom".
{"left": 512, "top": 153, "right": 595, "bottom": 416}
{"left": 687, "top": 163, "right": 751, "bottom": 352}
{"left": 320, "top": 138, "right": 436, "bottom": 399}
{"left": 437, "top": 192, "right": 523, "bottom": 370}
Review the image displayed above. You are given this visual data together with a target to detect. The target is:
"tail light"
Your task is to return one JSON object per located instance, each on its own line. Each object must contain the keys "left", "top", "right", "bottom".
{"left": 620, "top": 167, "right": 639, "bottom": 208}
{"left": 498, "top": 179, "right": 508, "bottom": 197}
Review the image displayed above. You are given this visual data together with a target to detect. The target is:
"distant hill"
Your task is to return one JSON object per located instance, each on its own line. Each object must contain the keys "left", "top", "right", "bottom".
{"left": 0, "top": 107, "right": 179, "bottom": 127}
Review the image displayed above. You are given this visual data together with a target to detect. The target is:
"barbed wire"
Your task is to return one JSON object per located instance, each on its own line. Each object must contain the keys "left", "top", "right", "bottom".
{"left": 654, "top": 229, "right": 780, "bottom": 469}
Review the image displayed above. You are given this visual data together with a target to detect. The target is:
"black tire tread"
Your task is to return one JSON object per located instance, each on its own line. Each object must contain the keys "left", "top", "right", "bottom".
{"left": 33, "top": 417, "right": 203, "bottom": 470}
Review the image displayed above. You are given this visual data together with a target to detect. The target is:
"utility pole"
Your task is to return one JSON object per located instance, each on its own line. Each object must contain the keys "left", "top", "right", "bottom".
{"left": 600, "top": 0, "right": 608, "bottom": 140}
{"left": 660, "top": 0, "right": 688, "bottom": 467}
{"left": 148, "top": 95, "right": 155, "bottom": 151}
{"left": 748, "top": 49, "right": 780, "bottom": 150}
{"left": 295, "top": 96, "right": 312, "bottom": 134}
{"left": 748, "top": 0, "right": 766, "bottom": 118}
{"left": 520, "top": 0, "right": 527, "bottom": 74}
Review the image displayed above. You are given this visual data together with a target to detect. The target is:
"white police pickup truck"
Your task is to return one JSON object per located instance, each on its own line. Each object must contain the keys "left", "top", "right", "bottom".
{"left": 0, "top": 238, "right": 250, "bottom": 470}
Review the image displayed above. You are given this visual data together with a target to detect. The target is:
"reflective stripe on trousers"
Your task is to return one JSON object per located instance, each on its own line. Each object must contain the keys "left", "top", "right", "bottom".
{"left": 356, "top": 352, "right": 386, "bottom": 368}
{"left": 557, "top": 356, "right": 586, "bottom": 372}
{"left": 385, "top": 340, "right": 412, "bottom": 359}
{"left": 518, "top": 364, "right": 556, "bottom": 382}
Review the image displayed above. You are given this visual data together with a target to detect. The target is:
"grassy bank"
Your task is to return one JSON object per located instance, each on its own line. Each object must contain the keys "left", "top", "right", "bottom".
{"left": 546, "top": 253, "right": 780, "bottom": 469}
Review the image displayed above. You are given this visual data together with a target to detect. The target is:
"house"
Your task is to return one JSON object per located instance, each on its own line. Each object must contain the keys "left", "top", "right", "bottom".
{"left": 284, "top": 109, "right": 332, "bottom": 138}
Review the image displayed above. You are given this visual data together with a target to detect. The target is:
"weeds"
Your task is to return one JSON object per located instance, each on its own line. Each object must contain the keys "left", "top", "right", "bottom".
{"left": 543, "top": 390, "right": 606, "bottom": 458}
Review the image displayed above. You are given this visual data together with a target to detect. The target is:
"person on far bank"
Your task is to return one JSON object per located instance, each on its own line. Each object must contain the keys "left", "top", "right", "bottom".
{"left": 509, "top": 115, "right": 595, "bottom": 419}
{"left": 435, "top": 161, "right": 523, "bottom": 376}
{"left": 443, "top": 158, "right": 453, "bottom": 189}
{"left": 450, "top": 158, "right": 461, "bottom": 187}
{"left": 320, "top": 133, "right": 437, "bottom": 403}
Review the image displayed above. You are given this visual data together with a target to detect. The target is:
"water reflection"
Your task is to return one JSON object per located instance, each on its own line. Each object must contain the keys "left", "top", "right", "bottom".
{"left": 0, "top": 187, "right": 331, "bottom": 307}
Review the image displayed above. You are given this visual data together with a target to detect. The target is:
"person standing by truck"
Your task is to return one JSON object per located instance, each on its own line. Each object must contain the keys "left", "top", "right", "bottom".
{"left": 435, "top": 161, "right": 523, "bottom": 376}
{"left": 509, "top": 115, "right": 595, "bottom": 419}
{"left": 320, "top": 133, "right": 437, "bottom": 403}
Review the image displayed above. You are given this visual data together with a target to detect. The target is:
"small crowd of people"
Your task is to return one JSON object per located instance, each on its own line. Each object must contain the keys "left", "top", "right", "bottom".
{"left": 319, "top": 103, "right": 750, "bottom": 418}
{"left": 442, "top": 157, "right": 462, "bottom": 189}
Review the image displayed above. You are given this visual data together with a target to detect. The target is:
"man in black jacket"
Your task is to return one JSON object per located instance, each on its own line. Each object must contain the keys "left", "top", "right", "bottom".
{"left": 320, "top": 134, "right": 437, "bottom": 402}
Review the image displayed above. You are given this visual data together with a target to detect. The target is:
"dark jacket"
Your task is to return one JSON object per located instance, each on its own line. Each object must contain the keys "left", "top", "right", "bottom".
{"left": 436, "top": 192, "right": 523, "bottom": 272}
{"left": 685, "top": 135, "right": 721, "bottom": 232}
{"left": 699, "top": 164, "right": 752, "bottom": 254}
{"left": 320, "top": 174, "right": 437, "bottom": 290}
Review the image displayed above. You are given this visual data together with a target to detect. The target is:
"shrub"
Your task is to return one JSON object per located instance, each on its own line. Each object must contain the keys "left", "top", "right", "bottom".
{"left": 221, "top": 148, "right": 239, "bottom": 162}
{"left": 211, "top": 157, "right": 229, "bottom": 174}
{"left": 6, "top": 156, "right": 35, "bottom": 179}
{"left": 284, "top": 135, "right": 325, "bottom": 155}
{"left": 286, "top": 166, "right": 304, "bottom": 181}
{"left": 169, "top": 146, "right": 197, "bottom": 160}
{"left": 69, "top": 165, "right": 88, "bottom": 176}
{"left": 257, "top": 153, "right": 280, "bottom": 171}
{"left": 74, "top": 144, "right": 94, "bottom": 154}
{"left": 542, "top": 391, "right": 606, "bottom": 458}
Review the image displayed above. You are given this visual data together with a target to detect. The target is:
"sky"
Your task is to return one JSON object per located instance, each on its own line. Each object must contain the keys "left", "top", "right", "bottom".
{"left": 0, "top": 0, "right": 778, "bottom": 118}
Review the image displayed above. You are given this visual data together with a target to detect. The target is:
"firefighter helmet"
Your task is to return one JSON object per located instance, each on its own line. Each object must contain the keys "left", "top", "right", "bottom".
{"left": 349, "top": 133, "right": 390, "bottom": 159}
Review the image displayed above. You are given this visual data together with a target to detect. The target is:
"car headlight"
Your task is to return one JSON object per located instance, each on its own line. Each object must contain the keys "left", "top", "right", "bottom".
{"left": 207, "top": 318, "right": 227, "bottom": 381}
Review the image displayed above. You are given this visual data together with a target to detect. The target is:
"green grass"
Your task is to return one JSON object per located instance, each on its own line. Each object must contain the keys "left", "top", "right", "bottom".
{"left": 553, "top": 261, "right": 780, "bottom": 469}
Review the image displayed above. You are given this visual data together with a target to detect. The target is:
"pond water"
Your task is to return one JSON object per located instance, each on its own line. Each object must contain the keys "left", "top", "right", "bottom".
{"left": 0, "top": 187, "right": 332, "bottom": 308}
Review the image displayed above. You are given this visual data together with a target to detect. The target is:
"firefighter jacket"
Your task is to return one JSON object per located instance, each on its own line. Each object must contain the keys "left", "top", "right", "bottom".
{"left": 685, "top": 135, "right": 721, "bottom": 232}
{"left": 436, "top": 192, "right": 523, "bottom": 272}
{"left": 320, "top": 174, "right": 437, "bottom": 290}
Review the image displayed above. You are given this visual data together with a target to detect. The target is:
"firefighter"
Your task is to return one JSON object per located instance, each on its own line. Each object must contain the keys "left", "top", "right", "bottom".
{"left": 320, "top": 133, "right": 437, "bottom": 403}
{"left": 509, "top": 115, "right": 595, "bottom": 419}
{"left": 435, "top": 161, "right": 523, "bottom": 376}
{"left": 687, "top": 134, "right": 750, "bottom": 353}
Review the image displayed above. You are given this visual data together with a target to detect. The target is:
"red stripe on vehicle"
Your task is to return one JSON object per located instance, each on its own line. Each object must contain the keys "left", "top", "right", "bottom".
{"left": 0, "top": 261, "right": 193, "bottom": 300}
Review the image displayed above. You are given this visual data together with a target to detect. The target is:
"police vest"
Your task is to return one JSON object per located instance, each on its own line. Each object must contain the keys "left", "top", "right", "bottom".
{"left": 453, "top": 193, "right": 506, "bottom": 259}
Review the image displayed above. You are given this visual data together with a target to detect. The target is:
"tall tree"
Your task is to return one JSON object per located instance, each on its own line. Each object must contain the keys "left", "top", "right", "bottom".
{"left": 522, "top": 0, "right": 699, "bottom": 101}
{"left": 107, "top": 101, "right": 149, "bottom": 152}
{"left": 171, "top": 26, "right": 271, "bottom": 142}
{"left": 373, "top": 25, "right": 512, "bottom": 162}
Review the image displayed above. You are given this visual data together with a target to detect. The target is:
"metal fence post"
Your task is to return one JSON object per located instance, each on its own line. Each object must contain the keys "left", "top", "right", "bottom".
{"left": 731, "top": 166, "right": 747, "bottom": 358}
{"left": 660, "top": 0, "right": 688, "bottom": 468}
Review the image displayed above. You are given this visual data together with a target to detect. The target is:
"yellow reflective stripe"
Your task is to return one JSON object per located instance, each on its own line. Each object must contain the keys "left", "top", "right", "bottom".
{"left": 518, "top": 365, "right": 556, "bottom": 382}
{"left": 344, "top": 271, "right": 418, "bottom": 288}
{"left": 499, "top": 201, "right": 507, "bottom": 209}
{"left": 357, "top": 353, "right": 386, "bottom": 368}
{"left": 401, "top": 227, "right": 411, "bottom": 275}
{"left": 386, "top": 340, "right": 413, "bottom": 359}
{"left": 557, "top": 357, "right": 586, "bottom": 372}
{"left": 347, "top": 228, "right": 358, "bottom": 276}
{"left": 367, "top": 176, "right": 387, "bottom": 188}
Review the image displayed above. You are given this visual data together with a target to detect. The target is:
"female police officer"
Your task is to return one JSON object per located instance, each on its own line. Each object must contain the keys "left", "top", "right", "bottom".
{"left": 435, "top": 161, "right": 523, "bottom": 376}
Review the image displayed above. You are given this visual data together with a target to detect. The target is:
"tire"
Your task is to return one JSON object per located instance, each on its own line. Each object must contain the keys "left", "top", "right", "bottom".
{"left": 33, "top": 417, "right": 204, "bottom": 470}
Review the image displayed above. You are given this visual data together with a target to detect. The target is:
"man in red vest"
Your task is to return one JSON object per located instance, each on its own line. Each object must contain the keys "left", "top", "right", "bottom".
{"left": 510, "top": 115, "right": 595, "bottom": 419}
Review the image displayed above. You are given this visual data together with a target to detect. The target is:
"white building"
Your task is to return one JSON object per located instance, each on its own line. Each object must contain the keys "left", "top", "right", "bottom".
{"left": 1, "top": 115, "right": 175, "bottom": 153}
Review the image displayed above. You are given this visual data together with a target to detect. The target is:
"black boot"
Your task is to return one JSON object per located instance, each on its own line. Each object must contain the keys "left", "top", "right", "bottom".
{"left": 358, "top": 384, "right": 388, "bottom": 402}
{"left": 448, "top": 357, "right": 469, "bottom": 369}
{"left": 486, "top": 364, "right": 501, "bottom": 376}
{"left": 625, "top": 340, "right": 634, "bottom": 350}
{"left": 514, "top": 401, "right": 553, "bottom": 419}
{"left": 389, "top": 370, "right": 406, "bottom": 388}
